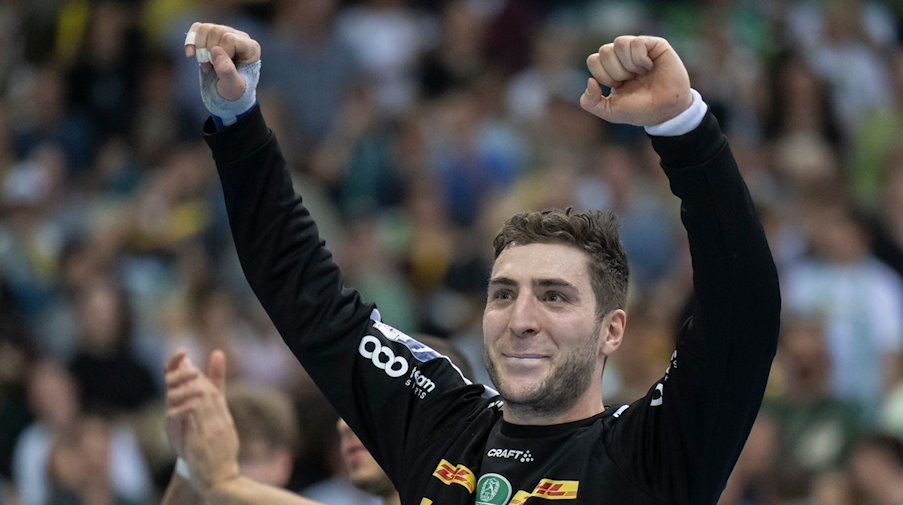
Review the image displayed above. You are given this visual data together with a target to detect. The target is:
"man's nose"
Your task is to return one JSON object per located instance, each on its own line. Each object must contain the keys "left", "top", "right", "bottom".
{"left": 509, "top": 294, "right": 540, "bottom": 338}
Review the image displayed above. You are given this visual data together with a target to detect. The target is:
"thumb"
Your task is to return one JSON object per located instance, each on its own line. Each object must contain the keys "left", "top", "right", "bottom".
{"left": 207, "top": 349, "right": 227, "bottom": 392}
{"left": 210, "top": 46, "right": 246, "bottom": 101}
{"left": 580, "top": 77, "right": 614, "bottom": 121}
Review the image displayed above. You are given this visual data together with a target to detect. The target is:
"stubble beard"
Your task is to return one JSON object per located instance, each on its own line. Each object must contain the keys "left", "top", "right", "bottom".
{"left": 484, "top": 321, "right": 602, "bottom": 418}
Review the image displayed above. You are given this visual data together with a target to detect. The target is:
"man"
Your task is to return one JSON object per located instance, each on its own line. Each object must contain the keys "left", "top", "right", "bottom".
{"left": 163, "top": 338, "right": 474, "bottom": 505}
{"left": 161, "top": 351, "right": 335, "bottom": 505}
{"left": 170, "top": 23, "right": 780, "bottom": 504}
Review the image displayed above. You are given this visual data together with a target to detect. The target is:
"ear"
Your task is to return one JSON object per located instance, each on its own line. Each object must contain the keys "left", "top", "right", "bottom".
{"left": 599, "top": 309, "right": 626, "bottom": 356}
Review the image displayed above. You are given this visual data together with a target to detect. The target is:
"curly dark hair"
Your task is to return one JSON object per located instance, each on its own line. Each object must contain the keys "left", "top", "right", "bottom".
{"left": 492, "top": 207, "right": 629, "bottom": 318}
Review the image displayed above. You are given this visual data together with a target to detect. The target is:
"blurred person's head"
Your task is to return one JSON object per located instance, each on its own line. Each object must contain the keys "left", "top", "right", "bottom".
{"left": 74, "top": 274, "right": 133, "bottom": 357}
{"left": 27, "top": 64, "right": 68, "bottom": 127}
{"left": 336, "top": 418, "right": 394, "bottom": 498}
{"left": 802, "top": 200, "right": 871, "bottom": 264}
{"left": 778, "top": 311, "right": 831, "bottom": 391}
{"left": 850, "top": 432, "right": 903, "bottom": 504}
{"left": 227, "top": 381, "right": 300, "bottom": 487}
{"left": 26, "top": 359, "right": 80, "bottom": 427}
{"left": 275, "top": 0, "right": 338, "bottom": 34}
{"left": 47, "top": 415, "right": 114, "bottom": 494}
{"left": 810, "top": 470, "right": 856, "bottom": 505}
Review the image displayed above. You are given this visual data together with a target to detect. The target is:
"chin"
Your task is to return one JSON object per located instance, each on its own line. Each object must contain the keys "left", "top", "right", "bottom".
{"left": 499, "top": 381, "right": 544, "bottom": 404}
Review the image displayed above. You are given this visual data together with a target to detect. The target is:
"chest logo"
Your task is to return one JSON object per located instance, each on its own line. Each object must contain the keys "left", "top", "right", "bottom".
{"left": 476, "top": 473, "right": 512, "bottom": 505}
{"left": 486, "top": 448, "right": 534, "bottom": 463}
{"left": 510, "top": 480, "right": 580, "bottom": 505}
{"left": 432, "top": 459, "right": 476, "bottom": 493}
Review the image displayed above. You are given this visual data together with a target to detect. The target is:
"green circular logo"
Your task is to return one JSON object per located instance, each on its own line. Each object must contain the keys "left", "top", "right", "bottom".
{"left": 476, "top": 473, "right": 512, "bottom": 505}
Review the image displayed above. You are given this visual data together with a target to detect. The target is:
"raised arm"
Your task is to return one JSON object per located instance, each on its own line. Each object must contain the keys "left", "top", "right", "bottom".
{"left": 580, "top": 36, "right": 781, "bottom": 504}
{"left": 181, "top": 23, "right": 484, "bottom": 500}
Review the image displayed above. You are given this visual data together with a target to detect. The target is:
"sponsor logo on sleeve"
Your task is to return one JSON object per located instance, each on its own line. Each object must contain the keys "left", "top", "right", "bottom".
{"left": 359, "top": 334, "right": 438, "bottom": 399}
{"left": 358, "top": 335, "right": 409, "bottom": 378}
{"left": 432, "top": 459, "right": 476, "bottom": 493}
{"left": 405, "top": 366, "right": 436, "bottom": 399}
{"left": 651, "top": 350, "right": 678, "bottom": 407}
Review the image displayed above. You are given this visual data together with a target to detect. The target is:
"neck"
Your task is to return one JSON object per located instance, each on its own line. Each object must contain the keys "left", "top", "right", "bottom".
{"left": 502, "top": 386, "right": 605, "bottom": 425}
{"left": 382, "top": 493, "right": 401, "bottom": 505}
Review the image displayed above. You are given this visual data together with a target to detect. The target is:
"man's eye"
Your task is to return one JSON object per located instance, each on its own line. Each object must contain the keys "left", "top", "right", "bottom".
{"left": 491, "top": 289, "right": 514, "bottom": 301}
{"left": 543, "top": 292, "right": 565, "bottom": 303}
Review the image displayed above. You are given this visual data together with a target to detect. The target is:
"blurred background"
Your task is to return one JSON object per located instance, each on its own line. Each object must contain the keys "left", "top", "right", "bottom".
{"left": 1, "top": 0, "right": 902, "bottom": 504}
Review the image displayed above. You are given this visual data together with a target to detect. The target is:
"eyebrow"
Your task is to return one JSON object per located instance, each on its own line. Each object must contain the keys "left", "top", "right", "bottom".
{"left": 488, "top": 277, "right": 579, "bottom": 291}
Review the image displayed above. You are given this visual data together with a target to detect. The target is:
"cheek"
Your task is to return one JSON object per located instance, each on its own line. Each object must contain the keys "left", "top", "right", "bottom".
{"left": 482, "top": 310, "right": 505, "bottom": 343}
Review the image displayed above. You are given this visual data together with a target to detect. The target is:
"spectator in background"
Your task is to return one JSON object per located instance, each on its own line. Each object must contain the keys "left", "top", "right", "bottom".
{"left": 13, "top": 360, "right": 151, "bottom": 505}
{"left": 783, "top": 191, "right": 903, "bottom": 426}
{"left": 764, "top": 312, "right": 862, "bottom": 502}
{"left": 160, "top": 352, "right": 384, "bottom": 505}
{"left": 132, "top": 52, "right": 198, "bottom": 168}
{"left": 849, "top": 432, "right": 903, "bottom": 505}
{"left": 504, "top": 17, "right": 587, "bottom": 127}
{"left": 0, "top": 283, "right": 34, "bottom": 481}
{"left": 416, "top": 0, "right": 488, "bottom": 101}
{"left": 165, "top": 335, "right": 475, "bottom": 505}
{"left": 335, "top": 0, "right": 437, "bottom": 118}
{"left": 67, "top": 274, "right": 158, "bottom": 416}
{"left": 717, "top": 413, "right": 779, "bottom": 505}
{"left": 65, "top": 0, "right": 145, "bottom": 147}
{"left": 261, "top": 0, "right": 363, "bottom": 156}
{"left": 45, "top": 415, "right": 149, "bottom": 505}
{"left": 11, "top": 63, "right": 95, "bottom": 174}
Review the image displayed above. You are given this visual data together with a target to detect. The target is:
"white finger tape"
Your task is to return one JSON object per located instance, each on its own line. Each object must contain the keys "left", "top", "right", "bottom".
{"left": 184, "top": 31, "right": 196, "bottom": 46}
{"left": 196, "top": 48, "right": 211, "bottom": 64}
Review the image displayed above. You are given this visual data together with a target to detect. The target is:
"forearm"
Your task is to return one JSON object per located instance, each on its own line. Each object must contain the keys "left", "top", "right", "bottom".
{"left": 204, "top": 107, "right": 372, "bottom": 346}
{"left": 204, "top": 476, "right": 326, "bottom": 505}
{"left": 652, "top": 112, "right": 780, "bottom": 341}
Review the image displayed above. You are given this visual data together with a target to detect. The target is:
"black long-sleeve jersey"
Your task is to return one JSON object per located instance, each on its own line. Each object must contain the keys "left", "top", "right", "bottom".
{"left": 203, "top": 106, "right": 780, "bottom": 505}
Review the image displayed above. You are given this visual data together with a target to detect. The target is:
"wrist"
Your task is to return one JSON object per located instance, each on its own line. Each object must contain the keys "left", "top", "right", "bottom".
{"left": 200, "top": 60, "right": 261, "bottom": 127}
{"left": 645, "top": 89, "right": 707, "bottom": 137}
{"left": 202, "top": 473, "right": 244, "bottom": 503}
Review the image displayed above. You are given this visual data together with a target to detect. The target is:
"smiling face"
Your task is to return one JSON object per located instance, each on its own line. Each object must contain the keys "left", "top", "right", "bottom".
{"left": 483, "top": 242, "right": 624, "bottom": 424}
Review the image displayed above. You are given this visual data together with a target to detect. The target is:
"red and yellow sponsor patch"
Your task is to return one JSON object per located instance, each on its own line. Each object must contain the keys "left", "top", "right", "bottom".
{"left": 533, "top": 479, "right": 579, "bottom": 499}
{"left": 509, "top": 480, "right": 579, "bottom": 504}
{"left": 432, "top": 459, "right": 476, "bottom": 493}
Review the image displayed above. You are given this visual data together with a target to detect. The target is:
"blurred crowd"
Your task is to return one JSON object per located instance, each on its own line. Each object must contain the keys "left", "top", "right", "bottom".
{"left": 0, "top": 0, "right": 902, "bottom": 504}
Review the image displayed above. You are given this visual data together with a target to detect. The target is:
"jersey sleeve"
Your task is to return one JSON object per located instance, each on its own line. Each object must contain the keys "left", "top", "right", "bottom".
{"left": 605, "top": 112, "right": 781, "bottom": 504}
{"left": 202, "top": 107, "right": 491, "bottom": 489}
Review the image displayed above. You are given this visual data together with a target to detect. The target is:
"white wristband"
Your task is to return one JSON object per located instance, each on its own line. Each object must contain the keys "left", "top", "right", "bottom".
{"left": 175, "top": 457, "right": 191, "bottom": 480}
{"left": 644, "top": 88, "right": 708, "bottom": 137}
